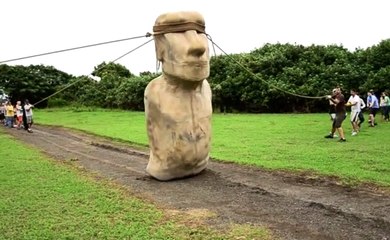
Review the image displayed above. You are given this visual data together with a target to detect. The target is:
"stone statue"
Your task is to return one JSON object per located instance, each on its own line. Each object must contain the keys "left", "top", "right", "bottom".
{"left": 144, "top": 11, "right": 212, "bottom": 181}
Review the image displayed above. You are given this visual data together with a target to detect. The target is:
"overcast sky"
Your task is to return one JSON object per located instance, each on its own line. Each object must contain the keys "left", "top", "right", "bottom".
{"left": 1, "top": 0, "right": 389, "bottom": 76}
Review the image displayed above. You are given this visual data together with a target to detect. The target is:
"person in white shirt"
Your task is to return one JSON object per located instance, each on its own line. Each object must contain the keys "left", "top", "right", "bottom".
{"left": 346, "top": 89, "right": 361, "bottom": 135}
{"left": 24, "top": 99, "right": 34, "bottom": 133}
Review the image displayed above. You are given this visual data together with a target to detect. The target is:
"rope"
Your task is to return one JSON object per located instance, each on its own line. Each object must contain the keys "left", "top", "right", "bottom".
{"left": 111, "top": 38, "right": 153, "bottom": 63}
{"left": 206, "top": 35, "right": 326, "bottom": 100}
{"left": 207, "top": 34, "right": 217, "bottom": 57}
{"left": 33, "top": 38, "right": 154, "bottom": 106}
{"left": 0, "top": 33, "right": 152, "bottom": 64}
{"left": 153, "top": 22, "right": 205, "bottom": 35}
{"left": 9, "top": 29, "right": 326, "bottom": 105}
{"left": 33, "top": 79, "right": 84, "bottom": 106}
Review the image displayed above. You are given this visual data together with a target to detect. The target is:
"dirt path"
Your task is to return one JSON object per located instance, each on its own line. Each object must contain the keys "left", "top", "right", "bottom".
{"left": 5, "top": 125, "right": 390, "bottom": 240}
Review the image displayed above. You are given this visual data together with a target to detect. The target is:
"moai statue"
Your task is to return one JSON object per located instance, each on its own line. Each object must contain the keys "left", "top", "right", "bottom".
{"left": 144, "top": 11, "right": 212, "bottom": 181}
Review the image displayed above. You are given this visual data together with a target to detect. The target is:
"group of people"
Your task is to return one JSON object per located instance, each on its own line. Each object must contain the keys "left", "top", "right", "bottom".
{"left": 0, "top": 99, "right": 34, "bottom": 133}
{"left": 325, "top": 88, "right": 389, "bottom": 142}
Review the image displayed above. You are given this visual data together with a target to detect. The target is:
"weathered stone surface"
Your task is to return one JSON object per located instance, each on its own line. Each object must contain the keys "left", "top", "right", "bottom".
{"left": 144, "top": 11, "right": 212, "bottom": 181}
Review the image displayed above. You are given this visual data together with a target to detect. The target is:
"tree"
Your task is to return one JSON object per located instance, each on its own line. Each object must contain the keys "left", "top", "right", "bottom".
{"left": 114, "top": 75, "right": 153, "bottom": 110}
{"left": 92, "top": 62, "right": 134, "bottom": 78}
{"left": 55, "top": 76, "right": 103, "bottom": 107}
{"left": 361, "top": 39, "right": 390, "bottom": 93}
{"left": 0, "top": 64, "right": 72, "bottom": 106}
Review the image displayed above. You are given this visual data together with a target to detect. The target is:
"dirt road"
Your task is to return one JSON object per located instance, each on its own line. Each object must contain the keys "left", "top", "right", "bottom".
{"left": 5, "top": 125, "right": 390, "bottom": 239}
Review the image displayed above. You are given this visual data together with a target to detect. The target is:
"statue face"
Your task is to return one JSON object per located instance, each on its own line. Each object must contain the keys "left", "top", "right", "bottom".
{"left": 157, "top": 30, "right": 210, "bottom": 82}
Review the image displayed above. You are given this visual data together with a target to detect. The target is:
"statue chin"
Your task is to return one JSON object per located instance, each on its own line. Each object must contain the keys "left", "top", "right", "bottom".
{"left": 163, "top": 62, "right": 210, "bottom": 82}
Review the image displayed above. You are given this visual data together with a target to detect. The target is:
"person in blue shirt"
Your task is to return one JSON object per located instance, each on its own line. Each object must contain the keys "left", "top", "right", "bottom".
{"left": 367, "top": 90, "right": 379, "bottom": 127}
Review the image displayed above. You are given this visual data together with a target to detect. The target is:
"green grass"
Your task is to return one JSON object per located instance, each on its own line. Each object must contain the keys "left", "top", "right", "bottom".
{"left": 35, "top": 108, "right": 390, "bottom": 186}
{"left": 0, "top": 131, "right": 272, "bottom": 239}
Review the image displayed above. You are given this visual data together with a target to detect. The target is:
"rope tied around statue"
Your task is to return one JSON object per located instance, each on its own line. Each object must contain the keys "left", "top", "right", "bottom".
{"left": 152, "top": 21, "right": 206, "bottom": 35}
{"left": 151, "top": 21, "right": 326, "bottom": 100}
{"left": 2, "top": 20, "right": 327, "bottom": 106}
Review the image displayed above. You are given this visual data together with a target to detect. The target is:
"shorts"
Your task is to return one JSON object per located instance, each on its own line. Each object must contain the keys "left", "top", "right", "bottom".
{"left": 369, "top": 108, "right": 378, "bottom": 116}
{"left": 0, "top": 113, "right": 4, "bottom": 120}
{"left": 350, "top": 111, "right": 359, "bottom": 122}
{"left": 358, "top": 111, "right": 365, "bottom": 123}
{"left": 17, "top": 116, "right": 23, "bottom": 123}
{"left": 26, "top": 116, "right": 33, "bottom": 124}
{"left": 333, "top": 113, "right": 346, "bottom": 128}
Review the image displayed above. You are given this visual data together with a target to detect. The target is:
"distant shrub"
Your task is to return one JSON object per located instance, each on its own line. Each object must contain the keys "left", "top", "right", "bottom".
{"left": 47, "top": 98, "right": 69, "bottom": 108}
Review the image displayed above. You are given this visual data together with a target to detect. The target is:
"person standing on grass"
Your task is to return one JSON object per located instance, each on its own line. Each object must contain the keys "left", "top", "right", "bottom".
{"left": 5, "top": 101, "right": 14, "bottom": 128}
{"left": 346, "top": 89, "right": 362, "bottom": 136}
{"left": 328, "top": 90, "right": 337, "bottom": 121}
{"left": 327, "top": 88, "right": 338, "bottom": 137}
{"left": 367, "top": 90, "right": 379, "bottom": 127}
{"left": 325, "top": 88, "right": 347, "bottom": 142}
{"left": 358, "top": 93, "right": 366, "bottom": 128}
{"left": 380, "top": 92, "right": 390, "bottom": 121}
{"left": 0, "top": 102, "right": 5, "bottom": 125}
{"left": 15, "top": 101, "right": 23, "bottom": 129}
{"left": 13, "top": 102, "right": 17, "bottom": 127}
{"left": 24, "top": 99, "right": 34, "bottom": 133}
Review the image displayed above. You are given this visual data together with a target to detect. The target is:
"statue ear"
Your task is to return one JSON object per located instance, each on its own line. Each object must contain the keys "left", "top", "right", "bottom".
{"left": 156, "top": 48, "right": 164, "bottom": 61}
{"left": 154, "top": 37, "right": 165, "bottom": 61}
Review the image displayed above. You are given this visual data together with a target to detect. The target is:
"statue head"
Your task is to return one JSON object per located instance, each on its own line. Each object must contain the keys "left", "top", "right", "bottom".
{"left": 153, "top": 11, "right": 210, "bottom": 82}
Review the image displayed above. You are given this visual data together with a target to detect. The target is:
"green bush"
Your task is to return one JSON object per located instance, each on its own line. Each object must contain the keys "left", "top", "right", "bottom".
{"left": 47, "top": 98, "right": 69, "bottom": 108}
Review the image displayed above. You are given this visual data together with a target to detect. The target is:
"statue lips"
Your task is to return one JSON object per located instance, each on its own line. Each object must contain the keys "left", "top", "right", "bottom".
{"left": 182, "top": 61, "right": 208, "bottom": 68}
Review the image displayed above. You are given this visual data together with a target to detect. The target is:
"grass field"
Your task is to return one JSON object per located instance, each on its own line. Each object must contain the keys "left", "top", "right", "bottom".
{"left": 34, "top": 108, "right": 390, "bottom": 186}
{"left": 0, "top": 131, "right": 271, "bottom": 239}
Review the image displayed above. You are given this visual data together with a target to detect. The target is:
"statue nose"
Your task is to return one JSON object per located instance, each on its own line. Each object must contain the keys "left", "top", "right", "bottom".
{"left": 185, "top": 30, "right": 206, "bottom": 57}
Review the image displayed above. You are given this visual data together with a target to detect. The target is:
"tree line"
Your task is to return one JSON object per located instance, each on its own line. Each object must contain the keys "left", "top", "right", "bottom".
{"left": 1, "top": 39, "right": 389, "bottom": 113}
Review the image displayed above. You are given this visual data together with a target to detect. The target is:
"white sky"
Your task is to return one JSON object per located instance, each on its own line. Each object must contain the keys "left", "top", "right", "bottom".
{"left": 1, "top": 0, "right": 389, "bottom": 76}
